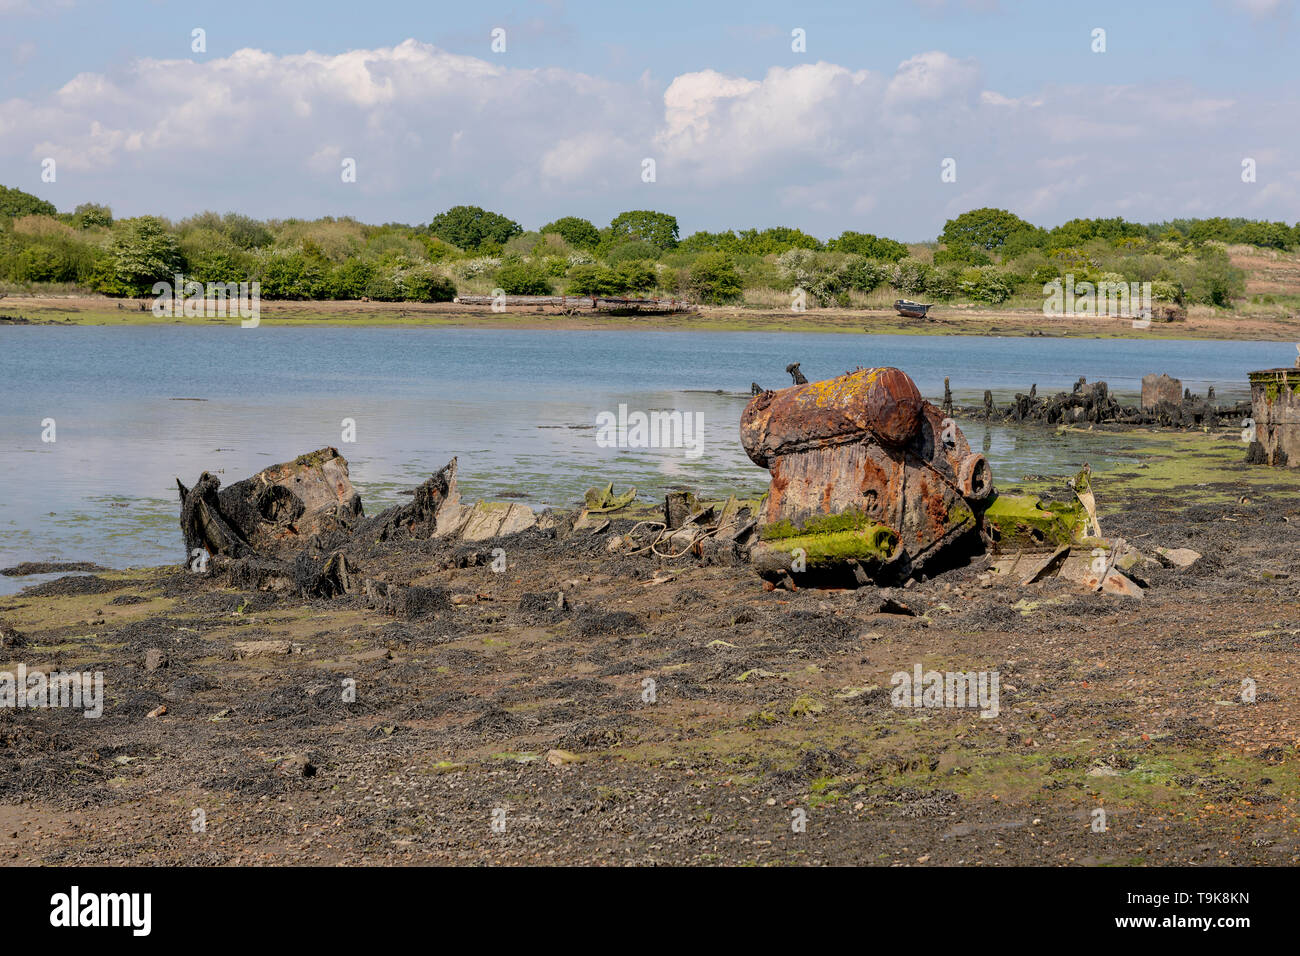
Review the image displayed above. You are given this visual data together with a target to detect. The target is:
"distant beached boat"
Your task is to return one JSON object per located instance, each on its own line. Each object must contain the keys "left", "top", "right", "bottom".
{"left": 894, "top": 300, "right": 933, "bottom": 318}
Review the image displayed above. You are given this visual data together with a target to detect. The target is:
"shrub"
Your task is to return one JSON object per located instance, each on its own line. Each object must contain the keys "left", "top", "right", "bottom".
{"left": 421, "top": 237, "right": 457, "bottom": 262}
{"left": 494, "top": 263, "right": 553, "bottom": 296}
{"left": 503, "top": 231, "right": 543, "bottom": 257}
{"left": 957, "top": 267, "right": 1013, "bottom": 304}
{"left": 364, "top": 274, "right": 402, "bottom": 301}
{"left": 656, "top": 264, "right": 685, "bottom": 295}
{"left": 456, "top": 256, "right": 501, "bottom": 279}
{"left": 400, "top": 267, "right": 457, "bottom": 302}
{"left": 688, "top": 252, "right": 742, "bottom": 304}
{"left": 259, "top": 251, "right": 330, "bottom": 299}
{"left": 1151, "top": 279, "right": 1181, "bottom": 303}
{"left": 774, "top": 249, "right": 868, "bottom": 304}
{"left": 924, "top": 266, "right": 963, "bottom": 299}
{"left": 188, "top": 247, "right": 257, "bottom": 286}
{"left": 1029, "top": 264, "right": 1059, "bottom": 285}
{"left": 890, "top": 258, "right": 932, "bottom": 296}
{"left": 1179, "top": 250, "right": 1243, "bottom": 307}
{"left": 9, "top": 244, "right": 74, "bottom": 283}
{"left": 73, "top": 203, "right": 113, "bottom": 229}
{"left": 681, "top": 227, "right": 824, "bottom": 256}
{"left": 332, "top": 259, "right": 376, "bottom": 299}
{"left": 566, "top": 265, "right": 627, "bottom": 296}
{"left": 538, "top": 256, "right": 570, "bottom": 277}
{"left": 616, "top": 260, "right": 657, "bottom": 294}
{"left": 840, "top": 256, "right": 886, "bottom": 293}
{"left": 605, "top": 239, "right": 660, "bottom": 264}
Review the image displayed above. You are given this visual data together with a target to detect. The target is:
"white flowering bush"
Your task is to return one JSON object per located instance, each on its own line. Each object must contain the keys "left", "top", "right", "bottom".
{"left": 457, "top": 256, "right": 501, "bottom": 279}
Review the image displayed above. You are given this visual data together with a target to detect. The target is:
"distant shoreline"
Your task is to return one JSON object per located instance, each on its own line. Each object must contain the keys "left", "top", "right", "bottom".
{"left": 2, "top": 293, "right": 1299, "bottom": 342}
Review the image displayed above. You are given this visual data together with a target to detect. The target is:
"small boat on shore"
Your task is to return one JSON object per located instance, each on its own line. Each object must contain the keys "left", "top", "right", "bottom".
{"left": 894, "top": 300, "right": 933, "bottom": 319}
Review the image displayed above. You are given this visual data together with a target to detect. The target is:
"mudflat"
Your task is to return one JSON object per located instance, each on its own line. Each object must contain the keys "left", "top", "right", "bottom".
{"left": 1, "top": 426, "right": 1298, "bottom": 866}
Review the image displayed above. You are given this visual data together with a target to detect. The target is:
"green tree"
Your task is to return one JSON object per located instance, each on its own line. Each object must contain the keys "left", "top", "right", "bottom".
{"left": 103, "top": 217, "right": 184, "bottom": 295}
{"left": 0, "top": 185, "right": 57, "bottom": 220}
{"left": 933, "top": 243, "right": 991, "bottom": 267}
{"left": 73, "top": 203, "right": 113, "bottom": 229}
{"left": 609, "top": 210, "right": 679, "bottom": 250}
{"left": 827, "top": 231, "right": 909, "bottom": 262}
{"left": 940, "top": 208, "right": 1037, "bottom": 252}
{"left": 427, "top": 205, "right": 522, "bottom": 251}
{"left": 540, "top": 216, "right": 600, "bottom": 249}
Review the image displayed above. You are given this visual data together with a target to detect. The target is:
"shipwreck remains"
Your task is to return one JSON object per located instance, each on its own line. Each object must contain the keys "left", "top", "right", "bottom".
{"left": 737, "top": 366, "right": 1150, "bottom": 595}
{"left": 1141, "top": 373, "right": 1183, "bottom": 410}
{"left": 1247, "top": 366, "right": 1300, "bottom": 467}
{"left": 177, "top": 447, "right": 362, "bottom": 560}
{"left": 966, "top": 376, "right": 1248, "bottom": 429}
{"left": 453, "top": 294, "right": 696, "bottom": 314}
{"left": 740, "top": 367, "right": 993, "bottom": 584}
{"left": 177, "top": 450, "right": 551, "bottom": 595}
{"left": 173, "top": 365, "right": 1177, "bottom": 603}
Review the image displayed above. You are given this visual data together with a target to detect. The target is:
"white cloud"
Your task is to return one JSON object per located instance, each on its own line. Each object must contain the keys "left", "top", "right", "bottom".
{"left": 1, "top": 39, "right": 1297, "bottom": 239}
{"left": 884, "top": 51, "right": 981, "bottom": 105}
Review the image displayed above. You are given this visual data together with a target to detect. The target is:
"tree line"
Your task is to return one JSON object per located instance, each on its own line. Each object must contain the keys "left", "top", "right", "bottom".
{"left": 1, "top": 185, "right": 1288, "bottom": 308}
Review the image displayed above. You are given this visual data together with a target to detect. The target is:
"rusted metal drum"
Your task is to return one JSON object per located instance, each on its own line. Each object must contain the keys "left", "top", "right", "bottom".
{"left": 741, "top": 367, "right": 924, "bottom": 467}
{"left": 741, "top": 366, "right": 995, "bottom": 583}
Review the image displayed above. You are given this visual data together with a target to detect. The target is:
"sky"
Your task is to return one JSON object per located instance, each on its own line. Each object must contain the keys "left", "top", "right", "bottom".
{"left": 1, "top": 0, "right": 1298, "bottom": 241}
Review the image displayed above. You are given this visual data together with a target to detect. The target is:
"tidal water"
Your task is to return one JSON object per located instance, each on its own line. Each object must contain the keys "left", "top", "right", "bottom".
{"left": 0, "top": 326, "right": 1289, "bottom": 593}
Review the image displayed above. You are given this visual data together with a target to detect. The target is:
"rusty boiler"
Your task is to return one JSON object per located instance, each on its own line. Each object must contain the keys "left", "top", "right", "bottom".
{"left": 740, "top": 366, "right": 993, "bottom": 583}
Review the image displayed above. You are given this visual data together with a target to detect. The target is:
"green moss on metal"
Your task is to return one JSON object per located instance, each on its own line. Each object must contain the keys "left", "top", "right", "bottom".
{"left": 982, "top": 493, "right": 1087, "bottom": 549}
{"left": 760, "top": 508, "right": 880, "bottom": 541}
{"left": 758, "top": 526, "right": 898, "bottom": 566}
{"left": 583, "top": 482, "right": 637, "bottom": 512}
{"left": 947, "top": 499, "right": 975, "bottom": 527}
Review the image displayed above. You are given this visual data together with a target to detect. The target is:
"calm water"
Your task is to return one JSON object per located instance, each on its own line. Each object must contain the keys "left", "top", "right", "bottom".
{"left": 0, "top": 326, "right": 1289, "bottom": 593}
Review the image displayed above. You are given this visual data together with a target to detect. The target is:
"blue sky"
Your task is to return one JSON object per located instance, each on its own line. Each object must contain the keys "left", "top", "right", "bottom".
{"left": 2, "top": 0, "right": 1298, "bottom": 239}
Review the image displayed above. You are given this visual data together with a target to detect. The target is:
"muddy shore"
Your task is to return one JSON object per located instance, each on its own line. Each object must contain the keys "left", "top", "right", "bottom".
{"left": 4, "top": 293, "right": 1300, "bottom": 342}
{"left": 1, "top": 423, "right": 1298, "bottom": 866}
